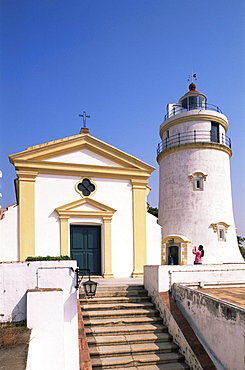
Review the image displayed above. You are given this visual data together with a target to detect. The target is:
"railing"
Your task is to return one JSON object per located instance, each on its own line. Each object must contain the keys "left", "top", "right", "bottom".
{"left": 164, "top": 103, "right": 222, "bottom": 121}
{"left": 157, "top": 130, "right": 231, "bottom": 155}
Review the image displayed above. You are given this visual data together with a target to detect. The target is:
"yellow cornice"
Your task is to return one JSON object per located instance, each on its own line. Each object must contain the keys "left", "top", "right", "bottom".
{"left": 157, "top": 142, "right": 232, "bottom": 163}
{"left": 55, "top": 198, "right": 116, "bottom": 220}
{"left": 9, "top": 133, "right": 155, "bottom": 173}
{"left": 11, "top": 159, "right": 153, "bottom": 180}
{"left": 160, "top": 113, "right": 228, "bottom": 137}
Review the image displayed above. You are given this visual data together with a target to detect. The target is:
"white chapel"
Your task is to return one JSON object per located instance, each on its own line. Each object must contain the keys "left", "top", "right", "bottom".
{"left": 0, "top": 127, "right": 161, "bottom": 277}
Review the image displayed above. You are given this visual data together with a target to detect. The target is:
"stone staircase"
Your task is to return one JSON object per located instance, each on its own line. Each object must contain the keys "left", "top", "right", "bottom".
{"left": 79, "top": 283, "right": 189, "bottom": 369}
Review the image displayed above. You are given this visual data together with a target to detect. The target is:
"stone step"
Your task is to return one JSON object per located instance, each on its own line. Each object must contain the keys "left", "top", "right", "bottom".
{"left": 87, "top": 331, "right": 173, "bottom": 346}
{"left": 85, "top": 323, "right": 168, "bottom": 336}
{"left": 91, "top": 351, "right": 186, "bottom": 369}
{"left": 124, "top": 363, "right": 189, "bottom": 370}
{"left": 82, "top": 307, "right": 159, "bottom": 319}
{"left": 89, "top": 341, "right": 179, "bottom": 357}
{"left": 83, "top": 315, "right": 163, "bottom": 327}
{"left": 80, "top": 284, "right": 189, "bottom": 369}
{"left": 80, "top": 286, "right": 148, "bottom": 299}
{"left": 80, "top": 295, "right": 151, "bottom": 305}
{"left": 81, "top": 301, "right": 154, "bottom": 311}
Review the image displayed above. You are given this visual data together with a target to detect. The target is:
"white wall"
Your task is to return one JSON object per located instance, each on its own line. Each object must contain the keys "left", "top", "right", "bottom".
{"left": 146, "top": 212, "right": 161, "bottom": 265}
{"left": 0, "top": 204, "right": 18, "bottom": 261}
{"left": 35, "top": 174, "right": 134, "bottom": 277}
{"left": 144, "top": 264, "right": 245, "bottom": 293}
{"left": 158, "top": 145, "right": 242, "bottom": 264}
{"left": 172, "top": 284, "right": 245, "bottom": 370}
{"left": 0, "top": 261, "right": 79, "bottom": 370}
{"left": 26, "top": 289, "right": 66, "bottom": 370}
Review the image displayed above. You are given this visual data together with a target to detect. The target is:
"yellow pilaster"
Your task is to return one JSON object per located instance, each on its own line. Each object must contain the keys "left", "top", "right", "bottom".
{"left": 16, "top": 171, "right": 38, "bottom": 261}
{"left": 131, "top": 179, "right": 148, "bottom": 277}
{"left": 59, "top": 215, "right": 69, "bottom": 256}
{"left": 103, "top": 216, "right": 114, "bottom": 278}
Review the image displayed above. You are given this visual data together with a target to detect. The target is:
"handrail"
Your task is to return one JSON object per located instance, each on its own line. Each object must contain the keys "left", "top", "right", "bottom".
{"left": 164, "top": 103, "right": 222, "bottom": 121}
{"left": 157, "top": 130, "right": 231, "bottom": 155}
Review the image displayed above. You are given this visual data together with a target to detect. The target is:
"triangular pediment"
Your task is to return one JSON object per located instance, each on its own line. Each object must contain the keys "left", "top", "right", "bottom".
{"left": 9, "top": 133, "right": 155, "bottom": 173}
{"left": 55, "top": 198, "right": 117, "bottom": 219}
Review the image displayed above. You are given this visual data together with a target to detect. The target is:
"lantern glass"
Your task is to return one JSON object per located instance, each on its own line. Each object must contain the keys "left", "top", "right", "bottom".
{"left": 82, "top": 279, "right": 97, "bottom": 298}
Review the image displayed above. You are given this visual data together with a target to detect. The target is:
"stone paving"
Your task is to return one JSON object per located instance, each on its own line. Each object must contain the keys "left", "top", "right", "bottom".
{"left": 196, "top": 287, "right": 245, "bottom": 308}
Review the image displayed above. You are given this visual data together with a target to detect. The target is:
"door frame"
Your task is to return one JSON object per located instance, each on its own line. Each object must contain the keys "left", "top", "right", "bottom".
{"left": 55, "top": 198, "right": 116, "bottom": 278}
{"left": 70, "top": 224, "right": 102, "bottom": 275}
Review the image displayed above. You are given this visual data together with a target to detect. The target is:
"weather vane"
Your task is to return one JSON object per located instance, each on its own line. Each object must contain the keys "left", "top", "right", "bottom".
{"left": 188, "top": 73, "right": 197, "bottom": 82}
{"left": 78, "top": 111, "right": 90, "bottom": 128}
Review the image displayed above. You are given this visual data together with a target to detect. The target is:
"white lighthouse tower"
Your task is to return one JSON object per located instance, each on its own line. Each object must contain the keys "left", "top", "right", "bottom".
{"left": 157, "top": 82, "right": 243, "bottom": 265}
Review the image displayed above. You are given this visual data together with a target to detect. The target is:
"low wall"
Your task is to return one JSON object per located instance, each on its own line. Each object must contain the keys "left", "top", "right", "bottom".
{"left": 144, "top": 264, "right": 245, "bottom": 293}
{"left": 172, "top": 284, "right": 245, "bottom": 370}
{"left": 0, "top": 261, "right": 79, "bottom": 370}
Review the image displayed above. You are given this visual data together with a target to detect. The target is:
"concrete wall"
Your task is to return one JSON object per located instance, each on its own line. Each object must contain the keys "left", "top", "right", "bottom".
{"left": 144, "top": 264, "right": 245, "bottom": 293}
{"left": 172, "top": 284, "right": 245, "bottom": 370}
{"left": 0, "top": 261, "right": 79, "bottom": 370}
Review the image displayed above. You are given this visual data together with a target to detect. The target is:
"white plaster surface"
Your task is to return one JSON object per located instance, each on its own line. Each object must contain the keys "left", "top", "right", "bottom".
{"left": 158, "top": 108, "right": 242, "bottom": 264}
{"left": 0, "top": 204, "right": 18, "bottom": 261}
{"left": 146, "top": 212, "right": 161, "bottom": 265}
{"left": 45, "top": 148, "right": 123, "bottom": 167}
{"left": 0, "top": 261, "right": 79, "bottom": 370}
{"left": 172, "top": 284, "right": 245, "bottom": 370}
{"left": 144, "top": 264, "right": 245, "bottom": 293}
{"left": 26, "top": 290, "right": 65, "bottom": 370}
{"left": 35, "top": 174, "right": 140, "bottom": 277}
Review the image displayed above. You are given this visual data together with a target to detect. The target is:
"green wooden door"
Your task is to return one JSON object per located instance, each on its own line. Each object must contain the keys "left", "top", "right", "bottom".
{"left": 70, "top": 225, "right": 101, "bottom": 275}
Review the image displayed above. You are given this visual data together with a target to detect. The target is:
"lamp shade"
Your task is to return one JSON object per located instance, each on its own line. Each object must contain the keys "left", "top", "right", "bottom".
{"left": 82, "top": 279, "right": 98, "bottom": 298}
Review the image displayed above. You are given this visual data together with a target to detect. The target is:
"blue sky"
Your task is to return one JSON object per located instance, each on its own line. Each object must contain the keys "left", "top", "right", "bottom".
{"left": 1, "top": 0, "right": 245, "bottom": 237}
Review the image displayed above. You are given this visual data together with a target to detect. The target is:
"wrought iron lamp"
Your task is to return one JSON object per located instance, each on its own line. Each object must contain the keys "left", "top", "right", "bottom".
{"left": 82, "top": 275, "right": 98, "bottom": 298}
{"left": 75, "top": 268, "right": 98, "bottom": 298}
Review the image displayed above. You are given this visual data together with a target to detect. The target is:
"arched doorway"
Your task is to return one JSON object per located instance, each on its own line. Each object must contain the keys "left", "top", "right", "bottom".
{"left": 161, "top": 235, "right": 191, "bottom": 265}
{"left": 168, "top": 245, "right": 179, "bottom": 265}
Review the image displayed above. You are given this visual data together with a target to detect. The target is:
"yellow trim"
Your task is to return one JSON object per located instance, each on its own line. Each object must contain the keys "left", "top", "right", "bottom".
{"left": 55, "top": 198, "right": 116, "bottom": 277}
{"left": 157, "top": 142, "right": 232, "bottom": 163}
{"left": 103, "top": 216, "right": 114, "bottom": 278}
{"left": 16, "top": 171, "right": 38, "bottom": 260}
{"left": 160, "top": 112, "right": 228, "bottom": 137}
{"left": 75, "top": 177, "right": 97, "bottom": 198}
{"left": 9, "top": 133, "right": 155, "bottom": 173}
{"left": 131, "top": 179, "right": 148, "bottom": 277}
{"left": 162, "top": 235, "right": 191, "bottom": 266}
{"left": 10, "top": 159, "right": 153, "bottom": 181}
{"left": 211, "top": 222, "right": 230, "bottom": 233}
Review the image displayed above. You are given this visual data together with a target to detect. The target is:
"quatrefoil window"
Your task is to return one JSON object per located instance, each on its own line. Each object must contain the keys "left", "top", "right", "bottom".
{"left": 75, "top": 178, "right": 96, "bottom": 197}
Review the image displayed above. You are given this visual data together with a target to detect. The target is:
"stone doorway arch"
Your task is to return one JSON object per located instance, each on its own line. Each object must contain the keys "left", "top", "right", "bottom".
{"left": 161, "top": 235, "right": 191, "bottom": 265}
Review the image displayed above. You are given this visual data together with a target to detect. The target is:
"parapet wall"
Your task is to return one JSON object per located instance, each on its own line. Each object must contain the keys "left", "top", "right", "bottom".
{"left": 172, "top": 284, "right": 245, "bottom": 370}
{"left": 144, "top": 264, "right": 245, "bottom": 293}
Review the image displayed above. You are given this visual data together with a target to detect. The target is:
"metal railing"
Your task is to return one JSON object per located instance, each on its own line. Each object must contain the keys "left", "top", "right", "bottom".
{"left": 164, "top": 103, "right": 222, "bottom": 121}
{"left": 157, "top": 130, "right": 231, "bottom": 155}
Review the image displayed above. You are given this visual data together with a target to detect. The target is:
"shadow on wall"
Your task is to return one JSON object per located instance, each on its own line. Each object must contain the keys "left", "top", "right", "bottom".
{"left": 12, "top": 293, "right": 27, "bottom": 322}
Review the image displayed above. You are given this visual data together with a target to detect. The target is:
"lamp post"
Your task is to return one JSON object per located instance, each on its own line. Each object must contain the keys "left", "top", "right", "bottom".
{"left": 75, "top": 268, "right": 98, "bottom": 298}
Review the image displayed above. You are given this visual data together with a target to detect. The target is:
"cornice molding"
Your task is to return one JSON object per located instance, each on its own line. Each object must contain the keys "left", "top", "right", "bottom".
{"left": 160, "top": 113, "right": 228, "bottom": 138}
{"left": 11, "top": 159, "right": 153, "bottom": 180}
{"left": 9, "top": 133, "right": 155, "bottom": 174}
{"left": 157, "top": 142, "right": 232, "bottom": 163}
{"left": 55, "top": 197, "right": 116, "bottom": 220}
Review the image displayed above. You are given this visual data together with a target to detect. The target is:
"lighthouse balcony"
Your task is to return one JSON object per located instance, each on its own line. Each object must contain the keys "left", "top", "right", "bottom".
{"left": 165, "top": 103, "right": 222, "bottom": 121}
{"left": 157, "top": 130, "right": 231, "bottom": 155}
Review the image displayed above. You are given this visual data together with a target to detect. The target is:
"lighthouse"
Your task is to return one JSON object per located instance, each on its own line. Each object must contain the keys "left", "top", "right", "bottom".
{"left": 157, "top": 82, "right": 243, "bottom": 265}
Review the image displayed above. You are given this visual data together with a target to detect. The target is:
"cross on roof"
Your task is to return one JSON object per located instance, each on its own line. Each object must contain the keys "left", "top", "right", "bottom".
{"left": 78, "top": 111, "right": 90, "bottom": 128}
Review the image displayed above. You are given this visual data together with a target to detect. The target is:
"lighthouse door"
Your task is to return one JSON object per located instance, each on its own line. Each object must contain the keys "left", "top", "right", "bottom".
{"left": 168, "top": 246, "right": 179, "bottom": 265}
